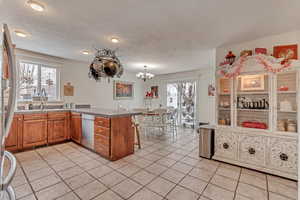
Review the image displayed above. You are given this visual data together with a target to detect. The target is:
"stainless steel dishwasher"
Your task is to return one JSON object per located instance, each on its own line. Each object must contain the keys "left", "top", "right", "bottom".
{"left": 81, "top": 114, "right": 95, "bottom": 150}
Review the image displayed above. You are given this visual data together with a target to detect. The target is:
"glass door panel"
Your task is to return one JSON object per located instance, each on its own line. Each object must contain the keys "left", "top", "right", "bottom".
{"left": 276, "top": 72, "right": 297, "bottom": 133}
{"left": 167, "top": 83, "right": 179, "bottom": 109}
{"left": 218, "top": 78, "right": 231, "bottom": 126}
{"left": 180, "top": 81, "right": 196, "bottom": 128}
{"left": 236, "top": 74, "right": 270, "bottom": 130}
{"left": 167, "top": 81, "right": 196, "bottom": 128}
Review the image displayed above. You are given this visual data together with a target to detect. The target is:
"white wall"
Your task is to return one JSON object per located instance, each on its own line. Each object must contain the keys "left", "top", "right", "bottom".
{"left": 143, "top": 67, "right": 216, "bottom": 124}
{"left": 15, "top": 49, "right": 145, "bottom": 109}
{"left": 61, "top": 60, "right": 145, "bottom": 109}
{"left": 216, "top": 30, "right": 300, "bottom": 65}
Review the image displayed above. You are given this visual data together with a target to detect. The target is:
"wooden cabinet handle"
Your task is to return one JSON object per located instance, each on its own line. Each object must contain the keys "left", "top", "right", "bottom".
{"left": 280, "top": 153, "right": 288, "bottom": 161}
{"left": 223, "top": 143, "right": 229, "bottom": 149}
{"left": 248, "top": 147, "right": 256, "bottom": 155}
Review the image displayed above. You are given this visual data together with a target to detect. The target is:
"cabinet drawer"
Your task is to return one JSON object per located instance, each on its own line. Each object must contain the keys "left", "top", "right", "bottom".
{"left": 24, "top": 113, "right": 47, "bottom": 120}
{"left": 239, "top": 135, "right": 266, "bottom": 166}
{"left": 48, "top": 112, "right": 68, "bottom": 119}
{"left": 94, "top": 126, "right": 110, "bottom": 137}
{"left": 94, "top": 134, "right": 110, "bottom": 146}
{"left": 267, "top": 138, "right": 297, "bottom": 173}
{"left": 214, "top": 130, "right": 238, "bottom": 160}
{"left": 71, "top": 112, "right": 81, "bottom": 118}
{"left": 94, "top": 143, "right": 110, "bottom": 157}
{"left": 95, "top": 117, "right": 110, "bottom": 128}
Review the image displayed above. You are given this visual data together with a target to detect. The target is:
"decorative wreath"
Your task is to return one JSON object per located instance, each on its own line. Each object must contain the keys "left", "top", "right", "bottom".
{"left": 218, "top": 54, "right": 293, "bottom": 78}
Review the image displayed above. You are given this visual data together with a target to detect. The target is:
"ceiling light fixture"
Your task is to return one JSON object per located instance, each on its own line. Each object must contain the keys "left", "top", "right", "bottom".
{"left": 81, "top": 50, "right": 90, "bottom": 55}
{"left": 14, "top": 30, "right": 27, "bottom": 38}
{"left": 111, "top": 37, "right": 119, "bottom": 43}
{"left": 136, "top": 66, "right": 155, "bottom": 82}
{"left": 27, "top": 0, "right": 45, "bottom": 12}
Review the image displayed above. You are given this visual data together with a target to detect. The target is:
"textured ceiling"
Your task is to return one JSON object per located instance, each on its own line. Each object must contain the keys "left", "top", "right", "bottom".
{"left": 1, "top": 0, "right": 300, "bottom": 74}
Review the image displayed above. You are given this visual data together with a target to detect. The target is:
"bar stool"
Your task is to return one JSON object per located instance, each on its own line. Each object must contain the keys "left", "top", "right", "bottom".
{"left": 132, "top": 116, "right": 141, "bottom": 149}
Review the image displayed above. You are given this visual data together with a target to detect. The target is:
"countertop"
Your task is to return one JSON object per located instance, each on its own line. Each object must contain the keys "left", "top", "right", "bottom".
{"left": 198, "top": 125, "right": 216, "bottom": 129}
{"left": 15, "top": 108, "right": 141, "bottom": 117}
{"left": 71, "top": 108, "right": 141, "bottom": 117}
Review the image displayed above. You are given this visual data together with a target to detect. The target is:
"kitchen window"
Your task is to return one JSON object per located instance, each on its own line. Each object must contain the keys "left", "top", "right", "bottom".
{"left": 19, "top": 61, "right": 60, "bottom": 101}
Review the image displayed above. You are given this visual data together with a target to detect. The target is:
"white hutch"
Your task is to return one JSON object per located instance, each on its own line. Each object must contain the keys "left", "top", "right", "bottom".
{"left": 214, "top": 55, "right": 299, "bottom": 180}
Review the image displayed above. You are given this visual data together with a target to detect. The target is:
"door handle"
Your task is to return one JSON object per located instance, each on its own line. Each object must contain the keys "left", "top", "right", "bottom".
{"left": 1, "top": 151, "right": 17, "bottom": 190}
{"left": 4, "top": 185, "right": 16, "bottom": 200}
{"left": 2, "top": 24, "right": 18, "bottom": 139}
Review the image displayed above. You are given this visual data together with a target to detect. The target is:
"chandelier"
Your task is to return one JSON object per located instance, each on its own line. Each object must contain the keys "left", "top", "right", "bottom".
{"left": 88, "top": 48, "right": 124, "bottom": 82}
{"left": 136, "top": 66, "right": 155, "bottom": 82}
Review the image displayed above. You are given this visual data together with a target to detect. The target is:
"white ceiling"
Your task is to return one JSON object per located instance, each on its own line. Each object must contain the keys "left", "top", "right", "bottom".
{"left": 1, "top": 0, "right": 300, "bottom": 74}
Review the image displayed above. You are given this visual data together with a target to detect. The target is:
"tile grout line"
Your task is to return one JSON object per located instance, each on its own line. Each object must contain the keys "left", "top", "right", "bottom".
{"left": 34, "top": 145, "right": 85, "bottom": 200}
{"left": 13, "top": 129, "right": 296, "bottom": 200}
{"left": 197, "top": 162, "right": 220, "bottom": 200}
{"left": 266, "top": 175, "right": 269, "bottom": 200}
{"left": 93, "top": 132, "right": 198, "bottom": 200}
{"left": 15, "top": 155, "right": 40, "bottom": 200}
{"left": 58, "top": 143, "right": 126, "bottom": 200}
{"left": 232, "top": 166, "right": 242, "bottom": 200}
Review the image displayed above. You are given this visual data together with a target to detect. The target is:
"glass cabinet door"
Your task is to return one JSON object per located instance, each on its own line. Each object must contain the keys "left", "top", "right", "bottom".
{"left": 217, "top": 78, "right": 231, "bottom": 126}
{"left": 276, "top": 72, "right": 298, "bottom": 133}
{"left": 235, "top": 74, "right": 270, "bottom": 130}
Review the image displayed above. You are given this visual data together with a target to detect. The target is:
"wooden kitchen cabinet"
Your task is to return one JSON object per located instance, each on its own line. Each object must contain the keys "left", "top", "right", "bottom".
{"left": 110, "top": 116, "right": 134, "bottom": 160}
{"left": 22, "top": 114, "right": 48, "bottom": 148}
{"left": 94, "top": 116, "right": 134, "bottom": 161}
{"left": 94, "top": 117, "right": 110, "bottom": 158}
{"left": 5, "top": 114, "right": 23, "bottom": 151}
{"left": 70, "top": 112, "right": 82, "bottom": 144}
{"left": 48, "top": 112, "right": 68, "bottom": 144}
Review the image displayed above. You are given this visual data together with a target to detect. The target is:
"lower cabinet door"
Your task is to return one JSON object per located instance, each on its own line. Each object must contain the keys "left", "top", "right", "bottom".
{"left": 48, "top": 119, "right": 67, "bottom": 143}
{"left": 214, "top": 130, "right": 238, "bottom": 160}
{"left": 267, "top": 138, "right": 297, "bottom": 174}
{"left": 5, "top": 115, "right": 22, "bottom": 151}
{"left": 23, "top": 119, "right": 47, "bottom": 148}
{"left": 239, "top": 135, "right": 266, "bottom": 166}
{"left": 71, "top": 113, "right": 82, "bottom": 144}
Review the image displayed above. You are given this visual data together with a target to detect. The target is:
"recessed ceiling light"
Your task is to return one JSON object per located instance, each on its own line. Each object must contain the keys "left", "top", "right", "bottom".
{"left": 111, "top": 37, "right": 119, "bottom": 43}
{"left": 14, "top": 30, "right": 27, "bottom": 38}
{"left": 27, "top": 0, "right": 45, "bottom": 12}
{"left": 81, "top": 50, "right": 90, "bottom": 55}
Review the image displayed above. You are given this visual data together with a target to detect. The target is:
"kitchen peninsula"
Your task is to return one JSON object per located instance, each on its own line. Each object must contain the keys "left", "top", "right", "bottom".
{"left": 7, "top": 108, "right": 141, "bottom": 161}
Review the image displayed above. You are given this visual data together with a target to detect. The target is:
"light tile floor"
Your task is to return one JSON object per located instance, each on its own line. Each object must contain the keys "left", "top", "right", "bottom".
{"left": 4, "top": 128, "right": 298, "bottom": 200}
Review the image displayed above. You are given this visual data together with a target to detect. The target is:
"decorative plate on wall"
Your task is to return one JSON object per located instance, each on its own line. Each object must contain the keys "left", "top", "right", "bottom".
{"left": 273, "top": 44, "right": 298, "bottom": 60}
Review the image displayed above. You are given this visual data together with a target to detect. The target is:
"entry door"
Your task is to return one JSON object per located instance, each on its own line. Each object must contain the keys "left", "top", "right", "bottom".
{"left": 167, "top": 81, "right": 196, "bottom": 128}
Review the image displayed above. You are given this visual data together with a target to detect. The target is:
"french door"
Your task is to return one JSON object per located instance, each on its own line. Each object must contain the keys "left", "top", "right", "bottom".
{"left": 167, "top": 81, "right": 196, "bottom": 128}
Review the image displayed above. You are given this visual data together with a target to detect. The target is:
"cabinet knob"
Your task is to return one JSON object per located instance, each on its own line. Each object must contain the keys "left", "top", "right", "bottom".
{"left": 280, "top": 153, "right": 288, "bottom": 161}
{"left": 248, "top": 147, "right": 256, "bottom": 155}
{"left": 223, "top": 143, "right": 229, "bottom": 149}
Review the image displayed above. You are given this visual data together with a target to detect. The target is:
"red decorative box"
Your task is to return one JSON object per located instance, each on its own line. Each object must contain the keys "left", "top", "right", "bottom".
{"left": 255, "top": 48, "right": 267, "bottom": 55}
{"left": 278, "top": 86, "right": 289, "bottom": 91}
{"left": 242, "top": 121, "right": 268, "bottom": 129}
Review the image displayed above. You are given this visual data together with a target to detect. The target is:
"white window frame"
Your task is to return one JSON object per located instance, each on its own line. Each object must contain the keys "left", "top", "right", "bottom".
{"left": 18, "top": 60, "right": 61, "bottom": 102}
